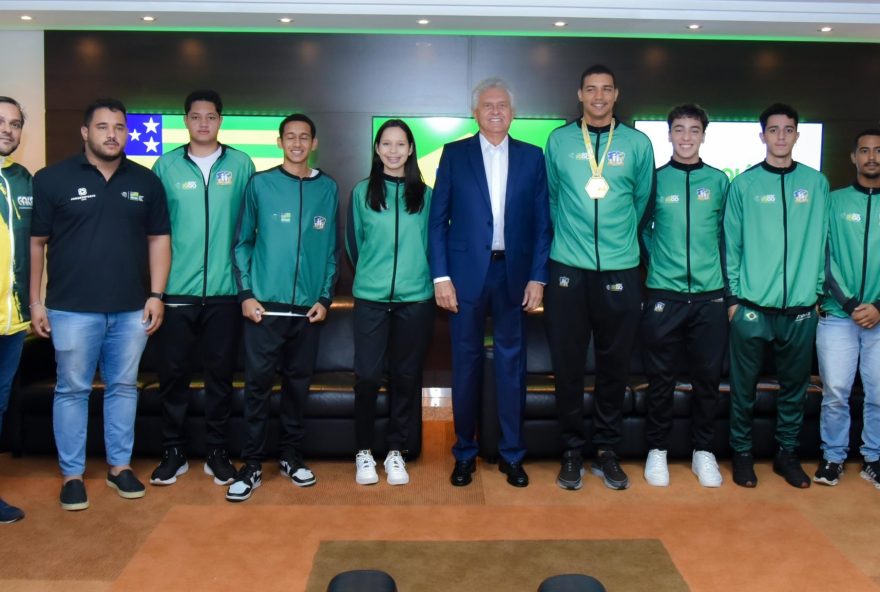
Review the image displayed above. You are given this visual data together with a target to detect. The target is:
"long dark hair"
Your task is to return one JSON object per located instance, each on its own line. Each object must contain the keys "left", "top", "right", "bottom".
{"left": 367, "top": 119, "right": 427, "bottom": 214}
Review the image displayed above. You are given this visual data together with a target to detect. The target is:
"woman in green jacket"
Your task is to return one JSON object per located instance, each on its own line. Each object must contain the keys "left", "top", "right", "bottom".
{"left": 346, "top": 119, "right": 434, "bottom": 486}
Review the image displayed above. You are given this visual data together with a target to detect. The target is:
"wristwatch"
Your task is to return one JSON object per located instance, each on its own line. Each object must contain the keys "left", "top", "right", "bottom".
{"left": 149, "top": 291, "right": 165, "bottom": 302}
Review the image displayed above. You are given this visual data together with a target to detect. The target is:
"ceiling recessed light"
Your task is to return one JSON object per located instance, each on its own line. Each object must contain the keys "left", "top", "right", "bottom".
{"left": 554, "top": 21, "right": 567, "bottom": 28}
{"left": 818, "top": 26, "right": 833, "bottom": 33}
{"left": 278, "top": 17, "right": 292, "bottom": 23}
{"left": 142, "top": 16, "right": 155, "bottom": 22}
{"left": 687, "top": 24, "right": 701, "bottom": 30}
{"left": 20, "top": 15, "right": 32, "bottom": 21}
{"left": 417, "top": 19, "right": 430, "bottom": 25}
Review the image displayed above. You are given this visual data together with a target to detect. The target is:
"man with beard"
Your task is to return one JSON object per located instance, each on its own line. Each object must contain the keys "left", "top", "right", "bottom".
{"left": 814, "top": 129, "right": 880, "bottom": 489}
{"left": 0, "top": 97, "right": 32, "bottom": 523}
{"left": 30, "top": 98, "right": 171, "bottom": 511}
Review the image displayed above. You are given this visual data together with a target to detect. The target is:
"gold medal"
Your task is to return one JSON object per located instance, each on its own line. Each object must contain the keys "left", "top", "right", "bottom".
{"left": 581, "top": 118, "right": 615, "bottom": 200}
{"left": 585, "top": 176, "right": 609, "bottom": 199}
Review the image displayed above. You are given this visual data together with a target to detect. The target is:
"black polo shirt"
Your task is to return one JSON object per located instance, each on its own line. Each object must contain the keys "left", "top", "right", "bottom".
{"left": 32, "top": 153, "right": 170, "bottom": 313}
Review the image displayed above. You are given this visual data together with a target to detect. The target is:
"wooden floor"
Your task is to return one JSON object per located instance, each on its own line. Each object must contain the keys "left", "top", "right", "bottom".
{"left": 1, "top": 408, "right": 880, "bottom": 591}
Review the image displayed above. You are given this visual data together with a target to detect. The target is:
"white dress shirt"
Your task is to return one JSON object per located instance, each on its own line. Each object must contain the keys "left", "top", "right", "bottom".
{"left": 479, "top": 133, "right": 509, "bottom": 251}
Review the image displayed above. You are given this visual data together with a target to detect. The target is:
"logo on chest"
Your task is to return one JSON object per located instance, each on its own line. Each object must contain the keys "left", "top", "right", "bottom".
{"left": 606, "top": 151, "right": 626, "bottom": 166}
{"left": 696, "top": 187, "right": 711, "bottom": 201}
{"left": 70, "top": 187, "right": 95, "bottom": 202}
{"left": 16, "top": 195, "right": 32, "bottom": 209}
{"left": 313, "top": 216, "right": 327, "bottom": 230}
{"left": 216, "top": 170, "right": 233, "bottom": 186}
{"left": 662, "top": 194, "right": 680, "bottom": 204}
{"left": 793, "top": 189, "right": 809, "bottom": 203}
{"left": 121, "top": 191, "right": 144, "bottom": 202}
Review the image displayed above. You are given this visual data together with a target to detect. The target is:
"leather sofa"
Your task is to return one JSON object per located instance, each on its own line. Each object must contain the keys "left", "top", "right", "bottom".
{"left": 2, "top": 298, "right": 422, "bottom": 460}
{"left": 479, "top": 309, "right": 865, "bottom": 461}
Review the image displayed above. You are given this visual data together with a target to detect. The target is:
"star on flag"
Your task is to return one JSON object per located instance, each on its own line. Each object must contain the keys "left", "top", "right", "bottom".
{"left": 125, "top": 114, "right": 163, "bottom": 156}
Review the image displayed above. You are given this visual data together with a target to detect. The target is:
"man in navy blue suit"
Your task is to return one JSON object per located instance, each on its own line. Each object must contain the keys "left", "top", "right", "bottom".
{"left": 429, "top": 78, "right": 552, "bottom": 488}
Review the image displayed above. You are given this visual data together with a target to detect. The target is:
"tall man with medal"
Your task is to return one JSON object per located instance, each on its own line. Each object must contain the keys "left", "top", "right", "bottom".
{"left": 544, "top": 64, "right": 655, "bottom": 491}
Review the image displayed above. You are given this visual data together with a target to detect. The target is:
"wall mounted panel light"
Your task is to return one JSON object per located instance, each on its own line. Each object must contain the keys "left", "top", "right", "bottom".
{"left": 554, "top": 21, "right": 567, "bottom": 27}
{"left": 20, "top": 15, "right": 32, "bottom": 21}
{"left": 142, "top": 16, "right": 155, "bottom": 22}
{"left": 417, "top": 19, "right": 430, "bottom": 25}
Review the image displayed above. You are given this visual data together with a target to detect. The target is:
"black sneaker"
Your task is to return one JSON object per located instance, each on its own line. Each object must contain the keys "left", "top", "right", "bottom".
{"left": 0, "top": 496, "right": 24, "bottom": 523}
{"left": 557, "top": 450, "right": 585, "bottom": 491}
{"left": 226, "top": 464, "right": 262, "bottom": 502}
{"left": 773, "top": 448, "right": 810, "bottom": 488}
{"left": 732, "top": 451, "right": 757, "bottom": 488}
{"left": 106, "top": 469, "right": 147, "bottom": 499}
{"left": 150, "top": 447, "right": 188, "bottom": 486}
{"left": 204, "top": 449, "right": 236, "bottom": 485}
{"left": 280, "top": 453, "right": 316, "bottom": 487}
{"left": 813, "top": 460, "right": 844, "bottom": 486}
{"left": 60, "top": 479, "right": 89, "bottom": 511}
{"left": 591, "top": 449, "right": 629, "bottom": 490}
{"left": 860, "top": 460, "right": 880, "bottom": 489}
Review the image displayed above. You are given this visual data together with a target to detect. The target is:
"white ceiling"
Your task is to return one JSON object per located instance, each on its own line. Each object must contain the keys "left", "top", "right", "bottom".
{"left": 1, "top": 0, "right": 880, "bottom": 40}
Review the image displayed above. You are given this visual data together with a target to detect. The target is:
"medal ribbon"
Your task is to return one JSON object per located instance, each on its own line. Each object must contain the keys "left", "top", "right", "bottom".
{"left": 581, "top": 118, "right": 615, "bottom": 180}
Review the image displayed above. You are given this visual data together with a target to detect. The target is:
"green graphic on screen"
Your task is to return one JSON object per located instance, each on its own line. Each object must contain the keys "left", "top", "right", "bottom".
{"left": 372, "top": 117, "right": 565, "bottom": 187}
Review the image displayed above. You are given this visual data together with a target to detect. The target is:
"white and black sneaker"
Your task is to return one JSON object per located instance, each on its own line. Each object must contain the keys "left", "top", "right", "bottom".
{"left": 280, "top": 454, "right": 316, "bottom": 487}
{"left": 813, "top": 460, "right": 844, "bottom": 486}
{"left": 225, "top": 464, "right": 262, "bottom": 502}
{"left": 150, "top": 447, "right": 189, "bottom": 486}
{"left": 860, "top": 460, "right": 880, "bottom": 489}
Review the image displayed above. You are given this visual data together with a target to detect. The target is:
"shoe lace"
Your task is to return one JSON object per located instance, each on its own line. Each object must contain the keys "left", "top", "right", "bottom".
{"left": 356, "top": 452, "right": 376, "bottom": 471}
{"left": 695, "top": 452, "right": 718, "bottom": 470}
{"left": 386, "top": 452, "right": 406, "bottom": 472}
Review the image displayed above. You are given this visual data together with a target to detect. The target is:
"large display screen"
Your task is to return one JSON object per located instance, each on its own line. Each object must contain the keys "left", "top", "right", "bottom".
{"left": 634, "top": 120, "right": 824, "bottom": 179}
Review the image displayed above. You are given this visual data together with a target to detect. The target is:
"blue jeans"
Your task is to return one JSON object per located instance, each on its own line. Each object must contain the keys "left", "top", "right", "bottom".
{"left": 816, "top": 314, "right": 880, "bottom": 463}
{"left": 48, "top": 309, "right": 148, "bottom": 476}
{"left": 0, "top": 332, "right": 26, "bottom": 439}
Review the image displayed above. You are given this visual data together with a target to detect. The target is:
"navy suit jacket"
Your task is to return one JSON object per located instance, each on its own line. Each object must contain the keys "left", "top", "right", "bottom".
{"left": 428, "top": 134, "right": 552, "bottom": 303}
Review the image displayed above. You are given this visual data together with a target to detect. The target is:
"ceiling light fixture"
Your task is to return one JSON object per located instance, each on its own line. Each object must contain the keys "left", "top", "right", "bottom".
{"left": 687, "top": 24, "right": 701, "bottom": 30}
{"left": 142, "top": 16, "right": 155, "bottom": 22}
{"left": 278, "top": 17, "right": 292, "bottom": 23}
{"left": 818, "top": 26, "right": 833, "bottom": 33}
{"left": 554, "top": 21, "right": 567, "bottom": 28}
{"left": 417, "top": 19, "right": 430, "bottom": 25}
{"left": 20, "top": 15, "right": 32, "bottom": 21}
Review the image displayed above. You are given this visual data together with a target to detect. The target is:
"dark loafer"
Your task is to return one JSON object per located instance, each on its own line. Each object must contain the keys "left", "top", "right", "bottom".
{"left": 450, "top": 459, "right": 476, "bottom": 487}
{"left": 499, "top": 459, "right": 529, "bottom": 487}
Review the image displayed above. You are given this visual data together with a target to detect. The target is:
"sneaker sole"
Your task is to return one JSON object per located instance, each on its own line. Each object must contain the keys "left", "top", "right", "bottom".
{"left": 106, "top": 479, "right": 146, "bottom": 499}
{"left": 280, "top": 469, "right": 316, "bottom": 487}
{"left": 692, "top": 467, "right": 723, "bottom": 488}
{"left": 356, "top": 473, "right": 379, "bottom": 485}
{"left": 772, "top": 467, "right": 811, "bottom": 488}
{"left": 644, "top": 475, "right": 669, "bottom": 487}
{"left": 150, "top": 461, "right": 189, "bottom": 486}
{"left": 387, "top": 474, "right": 409, "bottom": 486}
{"left": 812, "top": 475, "right": 839, "bottom": 486}
{"left": 591, "top": 466, "right": 629, "bottom": 490}
{"left": 557, "top": 468, "right": 586, "bottom": 491}
{"left": 0, "top": 514, "right": 24, "bottom": 524}
{"left": 859, "top": 471, "right": 880, "bottom": 489}
{"left": 60, "top": 499, "right": 90, "bottom": 511}
{"left": 204, "top": 463, "right": 235, "bottom": 486}
{"left": 225, "top": 480, "right": 261, "bottom": 502}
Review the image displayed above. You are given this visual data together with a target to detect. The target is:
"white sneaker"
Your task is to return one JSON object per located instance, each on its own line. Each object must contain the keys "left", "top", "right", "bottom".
{"left": 692, "top": 450, "right": 723, "bottom": 487}
{"left": 644, "top": 448, "right": 669, "bottom": 487}
{"left": 384, "top": 450, "right": 409, "bottom": 486}
{"left": 355, "top": 450, "right": 379, "bottom": 485}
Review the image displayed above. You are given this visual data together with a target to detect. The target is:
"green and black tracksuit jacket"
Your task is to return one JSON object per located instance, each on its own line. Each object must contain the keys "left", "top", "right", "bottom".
{"left": 233, "top": 167, "right": 338, "bottom": 313}
{"left": 644, "top": 159, "right": 729, "bottom": 301}
{"left": 0, "top": 158, "right": 31, "bottom": 334}
{"left": 723, "top": 161, "right": 829, "bottom": 313}
{"left": 153, "top": 144, "right": 255, "bottom": 304}
{"left": 822, "top": 182, "right": 880, "bottom": 318}
{"left": 345, "top": 175, "right": 434, "bottom": 303}
{"left": 545, "top": 118, "right": 655, "bottom": 271}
